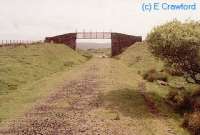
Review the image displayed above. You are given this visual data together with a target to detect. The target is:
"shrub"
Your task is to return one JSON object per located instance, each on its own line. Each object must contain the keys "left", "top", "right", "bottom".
{"left": 166, "top": 88, "right": 200, "bottom": 111}
{"left": 164, "top": 63, "right": 184, "bottom": 76}
{"left": 183, "top": 112, "right": 200, "bottom": 135}
{"left": 143, "top": 69, "right": 168, "bottom": 82}
{"left": 165, "top": 88, "right": 191, "bottom": 113}
{"left": 146, "top": 20, "right": 200, "bottom": 84}
{"left": 191, "top": 90, "right": 200, "bottom": 111}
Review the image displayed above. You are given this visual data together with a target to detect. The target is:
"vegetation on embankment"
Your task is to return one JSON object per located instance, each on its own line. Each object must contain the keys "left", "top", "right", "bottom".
{"left": 0, "top": 43, "right": 87, "bottom": 94}
{"left": 119, "top": 42, "right": 164, "bottom": 74}
{"left": 118, "top": 42, "right": 195, "bottom": 135}
{"left": 147, "top": 20, "right": 200, "bottom": 84}
{"left": 0, "top": 43, "right": 88, "bottom": 122}
{"left": 146, "top": 20, "right": 200, "bottom": 135}
{"left": 119, "top": 20, "right": 200, "bottom": 135}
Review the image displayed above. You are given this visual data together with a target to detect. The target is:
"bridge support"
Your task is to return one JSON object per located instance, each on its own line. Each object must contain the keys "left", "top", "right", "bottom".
{"left": 45, "top": 33, "right": 77, "bottom": 50}
{"left": 111, "top": 33, "right": 142, "bottom": 56}
{"left": 45, "top": 32, "right": 142, "bottom": 56}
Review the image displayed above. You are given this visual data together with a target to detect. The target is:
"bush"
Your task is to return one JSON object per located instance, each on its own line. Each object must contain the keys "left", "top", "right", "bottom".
{"left": 165, "top": 88, "right": 191, "bottom": 113}
{"left": 164, "top": 63, "right": 184, "bottom": 76}
{"left": 183, "top": 112, "right": 200, "bottom": 135}
{"left": 182, "top": 90, "right": 200, "bottom": 135}
{"left": 166, "top": 88, "right": 200, "bottom": 111}
{"left": 143, "top": 69, "right": 168, "bottom": 82}
{"left": 191, "top": 90, "right": 200, "bottom": 111}
{"left": 166, "top": 89, "right": 200, "bottom": 134}
{"left": 146, "top": 20, "right": 200, "bottom": 84}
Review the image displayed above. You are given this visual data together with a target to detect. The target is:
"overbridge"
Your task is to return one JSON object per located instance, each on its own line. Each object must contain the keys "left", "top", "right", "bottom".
{"left": 45, "top": 32, "right": 142, "bottom": 56}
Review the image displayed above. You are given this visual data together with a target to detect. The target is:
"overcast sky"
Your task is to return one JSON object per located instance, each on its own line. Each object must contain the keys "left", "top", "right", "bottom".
{"left": 0, "top": 0, "right": 199, "bottom": 41}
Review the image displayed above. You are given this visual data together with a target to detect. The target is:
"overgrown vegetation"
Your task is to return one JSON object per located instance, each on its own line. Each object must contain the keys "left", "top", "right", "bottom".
{"left": 118, "top": 20, "right": 200, "bottom": 134}
{"left": 165, "top": 88, "right": 191, "bottom": 113}
{"left": 146, "top": 20, "right": 200, "bottom": 84}
{"left": 119, "top": 43, "right": 190, "bottom": 135}
{"left": 146, "top": 20, "right": 200, "bottom": 135}
{"left": 183, "top": 112, "right": 200, "bottom": 135}
{"left": 143, "top": 69, "right": 168, "bottom": 82}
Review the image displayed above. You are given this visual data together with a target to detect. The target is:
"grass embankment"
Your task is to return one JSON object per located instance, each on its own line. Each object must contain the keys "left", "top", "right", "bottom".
{"left": 118, "top": 42, "right": 195, "bottom": 135}
{"left": 0, "top": 43, "right": 88, "bottom": 123}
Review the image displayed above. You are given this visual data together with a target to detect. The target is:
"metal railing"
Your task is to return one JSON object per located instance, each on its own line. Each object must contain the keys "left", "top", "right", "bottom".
{"left": 0, "top": 40, "right": 44, "bottom": 48}
{"left": 76, "top": 32, "right": 111, "bottom": 39}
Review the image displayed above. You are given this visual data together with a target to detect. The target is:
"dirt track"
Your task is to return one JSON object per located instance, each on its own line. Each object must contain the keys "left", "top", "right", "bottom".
{"left": 0, "top": 58, "right": 188, "bottom": 135}
{"left": 0, "top": 59, "right": 133, "bottom": 135}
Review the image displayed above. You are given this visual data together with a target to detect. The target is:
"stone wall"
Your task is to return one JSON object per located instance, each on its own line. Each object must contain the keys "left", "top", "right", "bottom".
{"left": 111, "top": 33, "right": 142, "bottom": 56}
{"left": 45, "top": 33, "right": 77, "bottom": 50}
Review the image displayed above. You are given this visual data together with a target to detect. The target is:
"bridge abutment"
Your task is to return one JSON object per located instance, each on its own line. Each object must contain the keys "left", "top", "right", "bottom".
{"left": 111, "top": 33, "right": 142, "bottom": 56}
{"left": 45, "top": 33, "right": 77, "bottom": 50}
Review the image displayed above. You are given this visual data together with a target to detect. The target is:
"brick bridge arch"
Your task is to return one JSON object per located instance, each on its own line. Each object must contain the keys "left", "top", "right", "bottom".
{"left": 45, "top": 32, "right": 142, "bottom": 56}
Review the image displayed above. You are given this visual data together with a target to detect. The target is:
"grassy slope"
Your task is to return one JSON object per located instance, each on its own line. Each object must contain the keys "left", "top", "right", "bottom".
{"left": 0, "top": 43, "right": 87, "bottom": 122}
{"left": 119, "top": 42, "right": 164, "bottom": 74}
{"left": 0, "top": 44, "right": 87, "bottom": 93}
{"left": 119, "top": 42, "right": 190, "bottom": 135}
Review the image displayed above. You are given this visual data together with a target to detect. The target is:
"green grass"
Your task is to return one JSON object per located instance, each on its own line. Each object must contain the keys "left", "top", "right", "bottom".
{"left": 118, "top": 42, "right": 191, "bottom": 135}
{"left": 119, "top": 42, "right": 164, "bottom": 74}
{"left": 119, "top": 42, "right": 199, "bottom": 93}
{"left": 0, "top": 43, "right": 87, "bottom": 94}
{"left": 0, "top": 43, "right": 88, "bottom": 122}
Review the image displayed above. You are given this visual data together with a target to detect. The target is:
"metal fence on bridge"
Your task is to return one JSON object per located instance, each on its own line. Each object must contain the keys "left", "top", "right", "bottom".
{"left": 77, "top": 32, "right": 111, "bottom": 39}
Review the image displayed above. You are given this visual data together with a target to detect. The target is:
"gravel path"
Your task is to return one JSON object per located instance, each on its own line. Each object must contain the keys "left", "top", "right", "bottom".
{"left": 0, "top": 60, "right": 135, "bottom": 135}
{"left": 0, "top": 59, "right": 187, "bottom": 135}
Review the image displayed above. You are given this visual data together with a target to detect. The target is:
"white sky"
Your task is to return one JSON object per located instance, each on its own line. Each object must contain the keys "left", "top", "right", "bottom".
{"left": 0, "top": 0, "right": 199, "bottom": 40}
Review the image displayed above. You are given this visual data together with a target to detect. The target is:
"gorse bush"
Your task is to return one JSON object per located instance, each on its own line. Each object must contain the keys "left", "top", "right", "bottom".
{"left": 143, "top": 69, "right": 168, "bottom": 82}
{"left": 183, "top": 112, "right": 200, "bottom": 135}
{"left": 166, "top": 88, "right": 191, "bottom": 113}
{"left": 146, "top": 20, "right": 200, "bottom": 84}
{"left": 166, "top": 88, "right": 200, "bottom": 135}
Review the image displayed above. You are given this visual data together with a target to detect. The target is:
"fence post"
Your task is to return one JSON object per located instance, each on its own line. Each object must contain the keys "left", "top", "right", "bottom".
{"left": 12, "top": 40, "right": 14, "bottom": 47}
{"left": 0, "top": 40, "right": 2, "bottom": 48}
